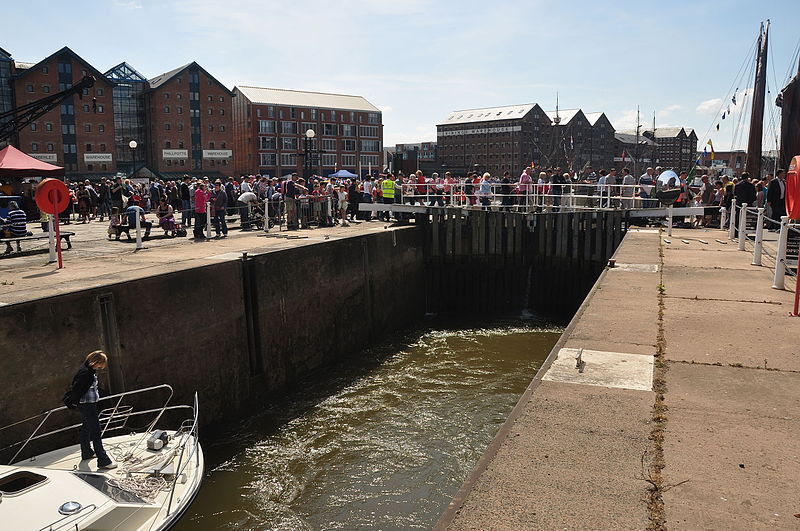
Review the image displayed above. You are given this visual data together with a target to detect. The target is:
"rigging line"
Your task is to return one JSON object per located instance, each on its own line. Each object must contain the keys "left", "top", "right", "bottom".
{"left": 782, "top": 33, "right": 800, "bottom": 84}
{"left": 699, "top": 32, "right": 760, "bottom": 146}
{"left": 734, "top": 52, "right": 759, "bottom": 151}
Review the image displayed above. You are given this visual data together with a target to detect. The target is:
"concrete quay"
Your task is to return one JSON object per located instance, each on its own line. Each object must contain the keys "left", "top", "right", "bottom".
{"left": 437, "top": 227, "right": 800, "bottom": 530}
{"left": 0, "top": 218, "right": 396, "bottom": 306}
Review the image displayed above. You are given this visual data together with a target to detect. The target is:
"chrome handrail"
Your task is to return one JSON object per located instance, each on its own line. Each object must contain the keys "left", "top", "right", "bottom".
{"left": 0, "top": 384, "right": 179, "bottom": 465}
{"left": 166, "top": 392, "right": 200, "bottom": 517}
{"left": 38, "top": 503, "right": 97, "bottom": 531}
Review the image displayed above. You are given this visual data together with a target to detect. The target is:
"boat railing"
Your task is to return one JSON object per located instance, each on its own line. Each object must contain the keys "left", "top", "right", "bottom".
{"left": 37, "top": 503, "right": 97, "bottom": 531}
{"left": 165, "top": 392, "right": 200, "bottom": 517}
{"left": 0, "top": 384, "right": 194, "bottom": 465}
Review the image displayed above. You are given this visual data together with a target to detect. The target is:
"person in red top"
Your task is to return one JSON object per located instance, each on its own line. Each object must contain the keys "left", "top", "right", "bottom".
{"left": 193, "top": 183, "right": 211, "bottom": 239}
{"left": 415, "top": 170, "right": 427, "bottom": 205}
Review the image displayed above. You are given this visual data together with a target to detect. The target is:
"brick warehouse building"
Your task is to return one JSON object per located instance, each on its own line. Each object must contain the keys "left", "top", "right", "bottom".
{"left": 232, "top": 86, "right": 382, "bottom": 177}
{"left": 437, "top": 104, "right": 552, "bottom": 175}
{"left": 13, "top": 47, "right": 117, "bottom": 176}
{"left": 144, "top": 62, "right": 235, "bottom": 178}
{"left": 437, "top": 104, "right": 623, "bottom": 175}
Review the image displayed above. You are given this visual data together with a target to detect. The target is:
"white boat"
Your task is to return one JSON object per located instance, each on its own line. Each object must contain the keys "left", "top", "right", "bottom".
{"left": 0, "top": 384, "right": 204, "bottom": 530}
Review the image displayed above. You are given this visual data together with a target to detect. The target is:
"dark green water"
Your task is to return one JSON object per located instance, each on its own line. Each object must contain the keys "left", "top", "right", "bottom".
{"left": 175, "top": 319, "right": 561, "bottom": 530}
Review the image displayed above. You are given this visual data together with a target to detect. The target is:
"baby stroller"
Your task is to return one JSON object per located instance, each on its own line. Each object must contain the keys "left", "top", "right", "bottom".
{"left": 250, "top": 203, "right": 275, "bottom": 230}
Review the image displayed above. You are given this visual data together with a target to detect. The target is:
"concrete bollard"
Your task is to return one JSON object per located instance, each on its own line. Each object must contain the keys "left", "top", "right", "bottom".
{"left": 720, "top": 207, "right": 727, "bottom": 231}
{"left": 738, "top": 203, "right": 748, "bottom": 250}
{"left": 772, "top": 216, "right": 790, "bottom": 290}
{"left": 752, "top": 208, "right": 765, "bottom": 265}
{"left": 728, "top": 199, "right": 737, "bottom": 240}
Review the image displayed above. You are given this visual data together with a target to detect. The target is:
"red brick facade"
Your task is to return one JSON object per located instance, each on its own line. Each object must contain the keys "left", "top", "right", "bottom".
{"left": 14, "top": 47, "right": 116, "bottom": 177}
{"left": 144, "top": 63, "right": 234, "bottom": 177}
{"left": 232, "top": 87, "right": 383, "bottom": 177}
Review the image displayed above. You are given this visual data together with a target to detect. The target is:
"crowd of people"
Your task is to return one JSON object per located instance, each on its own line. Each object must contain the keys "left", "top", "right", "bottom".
{"left": 1, "top": 164, "right": 792, "bottom": 242}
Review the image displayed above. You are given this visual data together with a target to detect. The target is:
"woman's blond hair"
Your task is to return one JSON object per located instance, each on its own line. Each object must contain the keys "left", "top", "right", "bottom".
{"left": 85, "top": 350, "right": 108, "bottom": 367}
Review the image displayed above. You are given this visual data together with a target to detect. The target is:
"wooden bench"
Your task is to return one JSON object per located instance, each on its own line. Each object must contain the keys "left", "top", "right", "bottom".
{"left": 1, "top": 232, "right": 75, "bottom": 254}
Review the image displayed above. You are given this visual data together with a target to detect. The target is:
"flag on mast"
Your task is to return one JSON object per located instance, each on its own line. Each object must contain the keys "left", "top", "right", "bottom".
{"left": 707, "top": 139, "right": 715, "bottom": 160}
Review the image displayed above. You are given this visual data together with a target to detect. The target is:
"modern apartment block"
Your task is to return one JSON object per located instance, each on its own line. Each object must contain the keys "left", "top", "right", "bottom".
{"left": 232, "top": 86, "right": 382, "bottom": 177}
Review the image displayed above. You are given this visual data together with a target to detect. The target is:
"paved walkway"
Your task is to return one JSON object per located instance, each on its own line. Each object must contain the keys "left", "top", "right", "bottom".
{"left": 0, "top": 217, "right": 398, "bottom": 306}
{"left": 437, "top": 227, "right": 799, "bottom": 530}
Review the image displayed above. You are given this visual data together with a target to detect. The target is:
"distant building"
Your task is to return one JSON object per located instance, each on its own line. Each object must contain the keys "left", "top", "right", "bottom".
{"left": 143, "top": 62, "right": 235, "bottom": 178}
{"left": 613, "top": 132, "right": 658, "bottom": 172}
{"left": 393, "top": 142, "right": 438, "bottom": 175}
{"left": 231, "top": 86, "right": 382, "bottom": 177}
{"left": 436, "top": 103, "right": 552, "bottom": 175}
{"left": 12, "top": 46, "right": 117, "bottom": 177}
{"left": 0, "top": 46, "right": 15, "bottom": 148}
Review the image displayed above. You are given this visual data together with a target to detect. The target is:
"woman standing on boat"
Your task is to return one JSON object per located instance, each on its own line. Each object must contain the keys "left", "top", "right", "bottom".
{"left": 64, "top": 350, "right": 117, "bottom": 470}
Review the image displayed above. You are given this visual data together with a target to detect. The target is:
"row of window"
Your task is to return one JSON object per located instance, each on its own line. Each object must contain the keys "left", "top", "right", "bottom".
{"left": 258, "top": 153, "right": 380, "bottom": 167}
{"left": 163, "top": 93, "right": 225, "bottom": 102}
{"left": 165, "top": 159, "right": 229, "bottom": 167}
{"left": 163, "top": 105, "right": 225, "bottom": 115}
{"left": 29, "top": 122, "right": 107, "bottom": 134}
{"left": 257, "top": 136, "right": 380, "bottom": 152}
{"left": 58, "top": 103, "right": 105, "bottom": 114}
{"left": 257, "top": 120, "right": 378, "bottom": 137}
{"left": 163, "top": 123, "right": 226, "bottom": 132}
{"left": 255, "top": 106, "right": 379, "bottom": 124}
{"left": 25, "top": 83, "right": 104, "bottom": 96}
{"left": 163, "top": 141, "right": 227, "bottom": 149}
{"left": 30, "top": 142, "right": 107, "bottom": 152}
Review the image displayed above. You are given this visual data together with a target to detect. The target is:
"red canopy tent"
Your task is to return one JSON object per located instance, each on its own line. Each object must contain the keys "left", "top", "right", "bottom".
{"left": 0, "top": 145, "right": 65, "bottom": 177}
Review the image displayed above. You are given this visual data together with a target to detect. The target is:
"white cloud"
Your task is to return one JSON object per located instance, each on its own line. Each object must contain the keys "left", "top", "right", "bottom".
{"left": 696, "top": 98, "right": 722, "bottom": 115}
{"left": 612, "top": 109, "right": 639, "bottom": 130}
{"left": 658, "top": 104, "right": 682, "bottom": 117}
{"left": 113, "top": 0, "right": 142, "bottom": 8}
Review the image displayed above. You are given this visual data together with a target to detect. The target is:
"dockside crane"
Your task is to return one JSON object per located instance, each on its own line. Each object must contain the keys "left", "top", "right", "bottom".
{"left": 0, "top": 75, "right": 97, "bottom": 144}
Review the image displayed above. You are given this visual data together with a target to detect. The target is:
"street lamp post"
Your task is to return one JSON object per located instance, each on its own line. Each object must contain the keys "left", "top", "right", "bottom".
{"left": 303, "top": 129, "right": 315, "bottom": 179}
{"left": 129, "top": 140, "right": 138, "bottom": 178}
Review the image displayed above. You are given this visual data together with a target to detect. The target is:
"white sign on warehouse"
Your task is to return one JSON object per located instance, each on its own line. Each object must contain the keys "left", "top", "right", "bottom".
{"left": 84, "top": 153, "right": 113, "bottom": 163}
{"left": 162, "top": 149, "right": 188, "bottom": 159}
{"left": 28, "top": 153, "right": 58, "bottom": 163}
{"left": 202, "top": 150, "right": 232, "bottom": 159}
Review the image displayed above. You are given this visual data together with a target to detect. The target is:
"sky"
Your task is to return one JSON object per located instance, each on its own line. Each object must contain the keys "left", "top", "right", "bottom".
{"left": 5, "top": 0, "right": 800, "bottom": 152}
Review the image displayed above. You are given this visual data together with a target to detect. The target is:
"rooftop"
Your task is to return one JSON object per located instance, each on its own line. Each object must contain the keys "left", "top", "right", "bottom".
{"left": 236, "top": 85, "right": 380, "bottom": 112}
{"left": 438, "top": 104, "right": 537, "bottom": 126}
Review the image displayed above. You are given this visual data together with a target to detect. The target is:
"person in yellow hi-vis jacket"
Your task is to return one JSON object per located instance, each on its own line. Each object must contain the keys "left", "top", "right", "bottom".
{"left": 381, "top": 173, "right": 396, "bottom": 222}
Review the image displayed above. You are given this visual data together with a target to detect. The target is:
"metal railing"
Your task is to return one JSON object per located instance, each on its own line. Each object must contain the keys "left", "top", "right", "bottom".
{"left": 727, "top": 201, "right": 799, "bottom": 291}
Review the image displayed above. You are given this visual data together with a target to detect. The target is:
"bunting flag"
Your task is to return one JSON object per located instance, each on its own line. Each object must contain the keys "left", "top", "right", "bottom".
{"left": 621, "top": 149, "right": 626, "bottom": 160}
{"left": 707, "top": 139, "right": 715, "bottom": 160}
{"left": 722, "top": 112, "right": 726, "bottom": 120}
{"left": 732, "top": 94, "right": 737, "bottom": 105}
{"left": 727, "top": 106, "right": 731, "bottom": 114}
{"left": 703, "top": 146, "right": 708, "bottom": 156}
{"left": 716, "top": 124, "right": 720, "bottom": 131}
{"left": 531, "top": 161, "right": 535, "bottom": 168}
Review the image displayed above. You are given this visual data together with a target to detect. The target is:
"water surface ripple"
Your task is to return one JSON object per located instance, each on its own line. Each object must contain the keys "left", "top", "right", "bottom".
{"left": 176, "top": 320, "right": 561, "bottom": 530}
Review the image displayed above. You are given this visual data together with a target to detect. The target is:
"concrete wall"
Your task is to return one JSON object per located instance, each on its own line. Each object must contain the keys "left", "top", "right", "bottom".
{"left": 0, "top": 227, "right": 425, "bottom": 459}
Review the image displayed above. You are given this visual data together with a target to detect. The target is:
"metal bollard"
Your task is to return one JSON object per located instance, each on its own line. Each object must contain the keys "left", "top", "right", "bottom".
{"left": 135, "top": 207, "right": 143, "bottom": 250}
{"left": 667, "top": 204, "right": 673, "bottom": 237}
{"left": 205, "top": 202, "right": 212, "bottom": 239}
{"left": 263, "top": 198, "right": 270, "bottom": 233}
{"left": 719, "top": 207, "right": 727, "bottom": 230}
{"left": 752, "top": 208, "right": 764, "bottom": 265}
{"left": 48, "top": 214, "right": 56, "bottom": 263}
{"left": 738, "top": 203, "right": 748, "bottom": 250}
{"left": 772, "top": 216, "right": 790, "bottom": 289}
{"left": 728, "top": 199, "right": 737, "bottom": 240}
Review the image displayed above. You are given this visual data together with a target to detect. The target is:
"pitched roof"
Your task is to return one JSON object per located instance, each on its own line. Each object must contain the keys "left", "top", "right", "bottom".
{"left": 13, "top": 46, "right": 114, "bottom": 85}
{"left": 615, "top": 132, "right": 657, "bottom": 146}
{"left": 438, "top": 104, "right": 536, "bottom": 126}
{"left": 0, "top": 47, "right": 11, "bottom": 60}
{"left": 650, "top": 127, "right": 685, "bottom": 138}
{"left": 147, "top": 62, "right": 234, "bottom": 95}
{"left": 104, "top": 62, "right": 147, "bottom": 83}
{"left": 584, "top": 112, "right": 607, "bottom": 126}
{"left": 544, "top": 108, "right": 582, "bottom": 125}
{"left": 236, "top": 85, "right": 379, "bottom": 112}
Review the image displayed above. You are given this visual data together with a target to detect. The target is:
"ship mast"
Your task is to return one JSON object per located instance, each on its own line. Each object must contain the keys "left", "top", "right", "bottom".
{"left": 745, "top": 20, "right": 769, "bottom": 178}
